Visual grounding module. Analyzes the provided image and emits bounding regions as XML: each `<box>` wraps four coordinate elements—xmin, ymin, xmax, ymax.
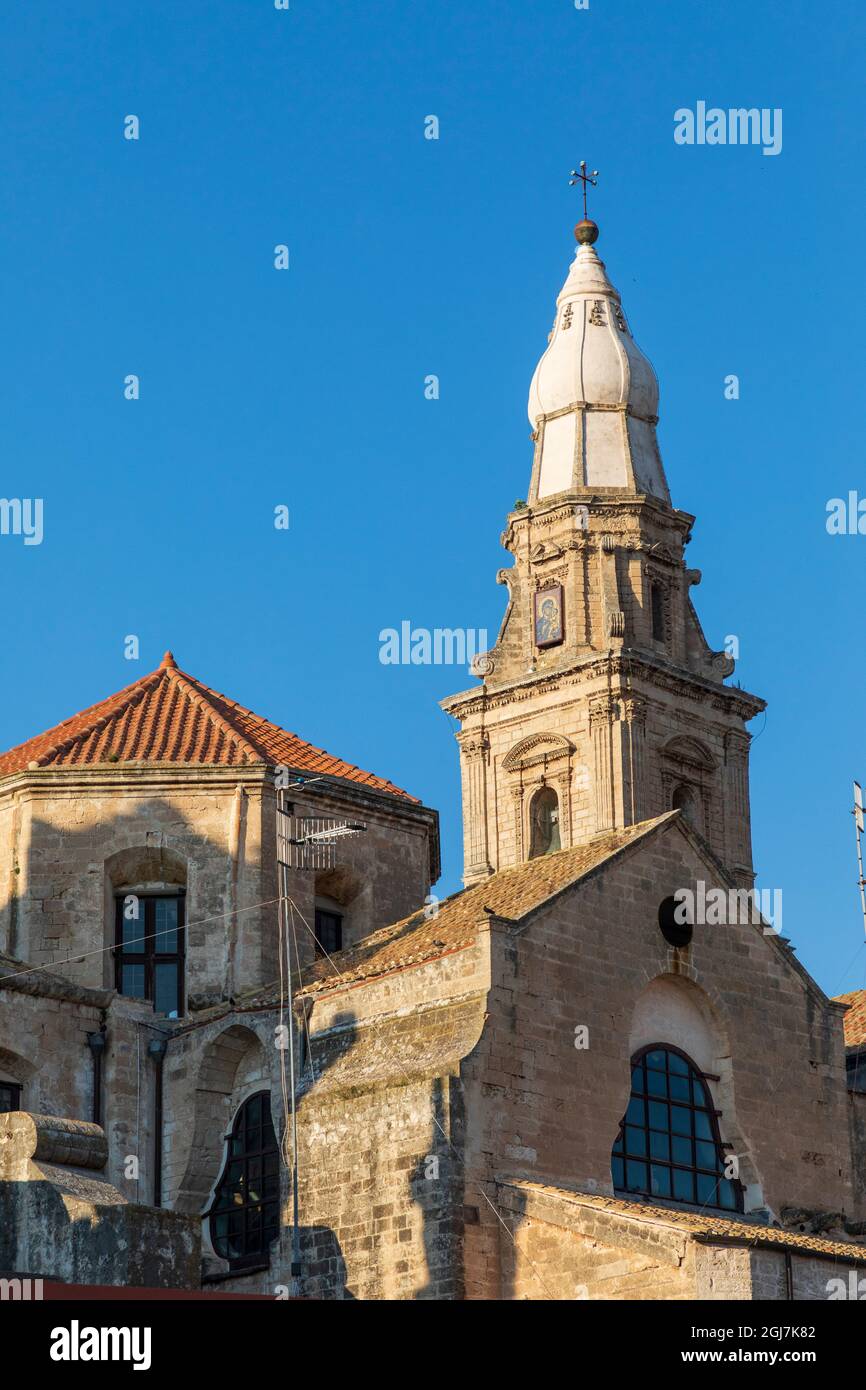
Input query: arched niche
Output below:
<box><xmin>624</xmin><ymin>973</ymin><xmax>764</xmax><ymax>1212</ymax></box>
<box><xmin>173</xmin><ymin>1023</ymin><xmax>271</xmax><ymax>1221</ymax></box>
<box><xmin>528</xmin><ymin>786</ymin><xmax>561</xmax><ymax>859</ymax></box>
<box><xmin>503</xmin><ymin>732</ymin><xmax>575</xmax><ymax>860</ymax></box>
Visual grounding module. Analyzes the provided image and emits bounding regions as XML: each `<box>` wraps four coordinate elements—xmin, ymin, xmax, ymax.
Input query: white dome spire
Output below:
<box><xmin>527</xmin><ymin>224</ymin><xmax>670</xmax><ymax>505</ymax></box>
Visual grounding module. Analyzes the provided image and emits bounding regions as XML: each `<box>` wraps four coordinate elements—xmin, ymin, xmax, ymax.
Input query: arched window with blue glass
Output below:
<box><xmin>208</xmin><ymin>1091</ymin><xmax>280</xmax><ymax>1270</ymax></box>
<box><xmin>611</xmin><ymin>1045</ymin><xmax>742</xmax><ymax>1212</ymax></box>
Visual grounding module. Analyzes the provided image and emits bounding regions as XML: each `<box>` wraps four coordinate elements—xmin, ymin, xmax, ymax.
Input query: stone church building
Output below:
<box><xmin>2</xmin><ymin>214</ymin><xmax>865</xmax><ymax>1301</ymax></box>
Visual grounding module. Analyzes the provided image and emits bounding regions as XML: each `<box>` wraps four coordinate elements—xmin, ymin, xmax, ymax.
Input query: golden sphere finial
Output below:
<box><xmin>574</xmin><ymin>218</ymin><xmax>599</xmax><ymax>245</ymax></box>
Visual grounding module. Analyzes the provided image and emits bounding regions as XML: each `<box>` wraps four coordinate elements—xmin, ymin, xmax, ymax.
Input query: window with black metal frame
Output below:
<box><xmin>208</xmin><ymin>1091</ymin><xmax>280</xmax><ymax>1271</ymax></box>
<box><xmin>114</xmin><ymin>892</ymin><xmax>185</xmax><ymax>1017</ymax></box>
<box><xmin>611</xmin><ymin>1044</ymin><xmax>743</xmax><ymax>1213</ymax></box>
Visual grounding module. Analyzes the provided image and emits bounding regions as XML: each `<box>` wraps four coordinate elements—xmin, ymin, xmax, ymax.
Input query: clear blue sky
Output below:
<box><xmin>1</xmin><ymin>1</ymin><xmax>864</xmax><ymax>997</ymax></box>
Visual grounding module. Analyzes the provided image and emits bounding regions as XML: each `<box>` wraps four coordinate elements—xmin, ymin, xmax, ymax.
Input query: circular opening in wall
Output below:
<box><xmin>658</xmin><ymin>894</ymin><xmax>693</xmax><ymax>948</ymax></box>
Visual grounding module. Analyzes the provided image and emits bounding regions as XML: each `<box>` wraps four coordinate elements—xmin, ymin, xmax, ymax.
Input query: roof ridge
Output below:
<box><xmin>188</xmin><ymin>674</ymin><xmax>413</xmax><ymax>792</ymax></box>
<box><xmin>0</xmin><ymin>656</ymin><xmax>418</xmax><ymax>798</ymax></box>
<box><xmin>167</xmin><ymin>668</ymin><xmax>264</xmax><ymax>765</ymax></box>
<box><xmin>190</xmin><ymin>678</ymin><xmax>324</xmax><ymax>753</ymax></box>
<box><xmin>26</xmin><ymin>668</ymin><xmax>165</xmax><ymax>769</ymax></box>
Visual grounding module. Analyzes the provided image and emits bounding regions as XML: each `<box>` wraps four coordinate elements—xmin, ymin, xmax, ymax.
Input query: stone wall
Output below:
<box><xmin>0</xmin><ymin>766</ymin><xmax>436</xmax><ymax>1003</ymax></box>
<box><xmin>498</xmin><ymin>1182</ymin><xmax>866</xmax><ymax>1301</ymax></box>
<box><xmin>460</xmin><ymin>819</ymin><xmax>854</xmax><ymax>1298</ymax></box>
<box><xmin>0</xmin><ymin>1112</ymin><xmax>199</xmax><ymax>1289</ymax></box>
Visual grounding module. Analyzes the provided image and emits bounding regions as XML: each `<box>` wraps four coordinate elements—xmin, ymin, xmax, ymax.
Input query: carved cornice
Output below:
<box><xmin>441</xmin><ymin>652</ymin><xmax>765</xmax><ymax>725</ymax></box>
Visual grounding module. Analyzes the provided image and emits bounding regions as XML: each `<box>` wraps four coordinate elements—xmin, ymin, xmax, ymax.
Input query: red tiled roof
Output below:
<box><xmin>835</xmin><ymin>989</ymin><xmax>866</xmax><ymax>1047</ymax></box>
<box><xmin>0</xmin><ymin>651</ymin><xmax>416</xmax><ymax>801</ymax></box>
<box><xmin>282</xmin><ymin>816</ymin><xmax>671</xmax><ymax>998</ymax></box>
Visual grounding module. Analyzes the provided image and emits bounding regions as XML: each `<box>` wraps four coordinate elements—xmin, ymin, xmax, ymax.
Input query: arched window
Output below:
<box><xmin>209</xmin><ymin>1091</ymin><xmax>280</xmax><ymax>1270</ymax></box>
<box><xmin>529</xmin><ymin>786</ymin><xmax>561</xmax><ymax>859</ymax></box>
<box><xmin>611</xmin><ymin>1046</ymin><xmax>741</xmax><ymax>1212</ymax></box>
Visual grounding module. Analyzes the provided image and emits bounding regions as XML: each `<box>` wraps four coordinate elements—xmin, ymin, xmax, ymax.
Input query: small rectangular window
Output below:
<box><xmin>0</xmin><ymin>1082</ymin><xmax>22</xmax><ymax>1113</ymax></box>
<box><xmin>314</xmin><ymin>908</ymin><xmax>343</xmax><ymax>957</ymax></box>
<box><xmin>115</xmin><ymin>894</ymin><xmax>185</xmax><ymax>1016</ymax></box>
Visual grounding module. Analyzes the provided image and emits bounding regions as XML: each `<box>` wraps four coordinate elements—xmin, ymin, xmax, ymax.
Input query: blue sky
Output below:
<box><xmin>1</xmin><ymin>1</ymin><xmax>864</xmax><ymax>996</ymax></box>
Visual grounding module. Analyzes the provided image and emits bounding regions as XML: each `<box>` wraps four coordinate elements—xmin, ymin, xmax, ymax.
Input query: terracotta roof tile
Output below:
<box><xmin>834</xmin><ymin>989</ymin><xmax>866</xmax><ymax>1047</ymax></box>
<box><xmin>0</xmin><ymin>651</ymin><xmax>416</xmax><ymax>801</ymax></box>
<box><xmin>284</xmin><ymin>816</ymin><xmax>671</xmax><ymax>999</ymax></box>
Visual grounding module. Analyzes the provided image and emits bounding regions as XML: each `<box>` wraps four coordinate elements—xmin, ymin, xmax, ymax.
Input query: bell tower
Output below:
<box><xmin>442</xmin><ymin>206</ymin><xmax>765</xmax><ymax>889</ymax></box>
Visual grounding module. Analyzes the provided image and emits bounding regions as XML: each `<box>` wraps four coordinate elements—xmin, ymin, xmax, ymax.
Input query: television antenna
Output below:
<box><xmin>274</xmin><ymin>783</ymin><xmax>366</xmax><ymax>1282</ymax></box>
<box><xmin>853</xmin><ymin>782</ymin><xmax>866</xmax><ymax>939</ymax></box>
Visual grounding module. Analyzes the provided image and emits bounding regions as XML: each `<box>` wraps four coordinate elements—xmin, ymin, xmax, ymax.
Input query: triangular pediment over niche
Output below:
<box><xmin>530</xmin><ymin>541</ymin><xmax>565</xmax><ymax>563</ymax></box>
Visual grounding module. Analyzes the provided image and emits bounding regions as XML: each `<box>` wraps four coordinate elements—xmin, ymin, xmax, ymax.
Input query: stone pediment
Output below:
<box><xmin>502</xmin><ymin>732</ymin><xmax>574</xmax><ymax>774</ymax></box>
<box><xmin>530</xmin><ymin>541</ymin><xmax>565</xmax><ymax>564</ymax></box>
<box><xmin>661</xmin><ymin>735</ymin><xmax>716</xmax><ymax>772</ymax></box>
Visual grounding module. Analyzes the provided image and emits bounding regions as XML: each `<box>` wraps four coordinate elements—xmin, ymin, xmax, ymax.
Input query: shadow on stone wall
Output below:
<box><xmin>0</xmin><ymin>1112</ymin><xmax>199</xmax><ymax>1290</ymax></box>
<box><xmin>408</xmin><ymin>1075</ymin><xmax>465</xmax><ymax>1300</ymax></box>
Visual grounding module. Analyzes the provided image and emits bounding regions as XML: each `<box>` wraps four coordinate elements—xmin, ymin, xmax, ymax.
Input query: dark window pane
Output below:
<box><xmin>646</xmin><ymin>1068</ymin><xmax>667</xmax><ymax>1097</ymax></box>
<box><xmin>671</xmin><ymin>1135</ymin><xmax>692</xmax><ymax>1165</ymax></box>
<box><xmin>649</xmin><ymin>1131</ymin><xmax>670</xmax><ymax>1161</ymax></box>
<box><xmin>650</xmin><ymin>1165</ymin><xmax>672</xmax><ymax>1198</ymax></box>
<box><xmin>154</xmin><ymin>963</ymin><xmax>179</xmax><ymax>1016</ymax></box>
<box><xmin>648</xmin><ymin>1100</ymin><xmax>668</xmax><ymax>1131</ymax></box>
<box><xmin>625</xmin><ymin>1160</ymin><xmax>647</xmax><ymax>1191</ymax></box>
<box><xmin>696</xmin><ymin>1140</ymin><xmax>718</xmax><ymax>1170</ymax></box>
<box><xmin>314</xmin><ymin>909</ymin><xmax>343</xmax><ymax>957</ymax></box>
<box><xmin>625</xmin><ymin>1096</ymin><xmax>645</xmax><ymax>1126</ymax></box>
<box><xmin>624</xmin><ymin>1125</ymin><xmax>646</xmax><ymax>1156</ymax></box>
<box><xmin>154</xmin><ymin>898</ymin><xmax>178</xmax><ymax>952</ymax></box>
<box><xmin>669</xmin><ymin>1074</ymin><xmax>690</xmax><ymax>1102</ymax></box>
<box><xmin>0</xmin><ymin>1083</ymin><xmax>21</xmax><ymax>1112</ymax></box>
<box><xmin>694</xmin><ymin>1111</ymin><xmax>713</xmax><ymax>1140</ymax></box>
<box><xmin>717</xmin><ymin>1179</ymin><xmax>737</xmax><ymax>1210</ymax></box>
<box><xmin>611</xmin><ymin>1047</ymin><xmax>740</xmax><ymax>1213</ymax></box>
<box><xmin>671</xmin><ymin>1105</ymin><xmax>692</xmax><ymax>1136</ymax></box>
<box><xmin>121</xmin><ymin>964</ymin><xmax>146</xmax><ymax>998</ymax></box>
<box><xmin>121</xmin><ymin>909</ymin><xmax>145</xmax><ymax>948</ymax></box>
<box><xmin>672</xmin><ymin>1168</ymin><xmax>694</xmax><ymax>1201</ymax></box>
<box><xmin>696</xmin><ymin>1173</ymin><xmax>719</xmax><ymax>1205</ymax></box>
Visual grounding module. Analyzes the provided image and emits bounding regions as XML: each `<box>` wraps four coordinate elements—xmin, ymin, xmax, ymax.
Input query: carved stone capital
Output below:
<box><xmin>620</xmin><ymin>694</ymin><xmax>647</xmax><ymax>730</ymax></box>
<box><xmin>589</xmin><ymin>695</ymin><xmax>620</xmax><ymax>731</ymax></box>
<box><xmin>459</xmin><ymin>733</ymin><xmax>489</xmax><ymax>758</ymax></box>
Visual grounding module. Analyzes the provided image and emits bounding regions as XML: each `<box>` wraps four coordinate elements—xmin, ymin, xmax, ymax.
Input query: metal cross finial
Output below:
<box><xmin>569</xmin><ymin>161</ymin><xmax>599</xmax><ymax>220</ymax></box>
